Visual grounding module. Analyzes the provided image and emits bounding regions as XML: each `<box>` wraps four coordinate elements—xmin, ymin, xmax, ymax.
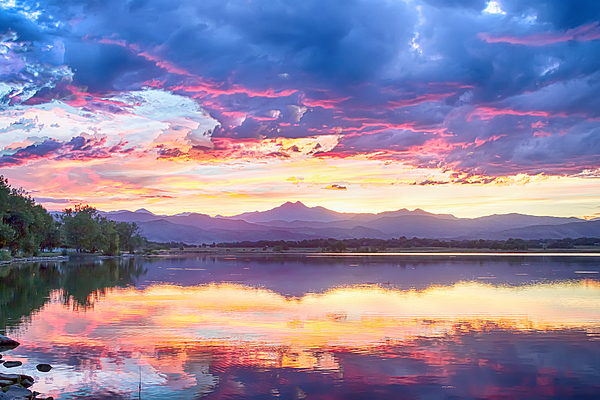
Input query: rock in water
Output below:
<box><xmin>36</xmin><ymin>364</ymin><xmax>52</xmax><ymax>372</ymax></box>
<box><xmin>0</xmin><ymin>336</ymin><xmax>19</xmax><ymax>353</ymax></box>
<box><xmin>0</xmin><ymin>337</ymin><xmax>18</xmax><ymax>347</ymax></box>
<box><xmin>1</xmin><ymin>362</ymin><xmax>21</xmax><ymax>368</ymax></box>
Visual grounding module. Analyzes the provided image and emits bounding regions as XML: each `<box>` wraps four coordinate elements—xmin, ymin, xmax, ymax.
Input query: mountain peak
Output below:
<box><xmin>280</xmin><ymin>201</ymin><xmax>308</xmax><ymax>209</ymax></box>
<box><xmin>227</xmin><ymin>201</ymin><xmax>346</xmax><ymax>223</ymax></box>
<box><xmin>134</xmin><ymin>208</ymin><xmax>154</xmax><ymax>214</ymax></box>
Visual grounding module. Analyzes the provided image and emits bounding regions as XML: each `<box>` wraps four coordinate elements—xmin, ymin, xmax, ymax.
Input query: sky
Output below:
<box><xmin>0</xmin><ymin>0</ymin><xmax>599</xmax><ymax>218</ymax></box>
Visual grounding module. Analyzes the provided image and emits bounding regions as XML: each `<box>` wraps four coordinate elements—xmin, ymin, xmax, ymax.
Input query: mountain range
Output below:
<box><xmin>97</xmin><ymin>201</ymin><xmax>600</xmax><ymax>244</ymax></box>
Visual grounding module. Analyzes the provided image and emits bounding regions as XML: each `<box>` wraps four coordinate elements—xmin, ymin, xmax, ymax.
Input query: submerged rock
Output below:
<box><xmin>35</xmin><ymin>364</ymin><xmax>51</xmax><ymax>373</ymax></box>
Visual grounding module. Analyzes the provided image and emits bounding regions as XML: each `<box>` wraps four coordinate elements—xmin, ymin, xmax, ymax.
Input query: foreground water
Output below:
<box><xmin>1</xmin><ymin>254</ymin><xmax>600</xmax><ymax>399</ymax></box>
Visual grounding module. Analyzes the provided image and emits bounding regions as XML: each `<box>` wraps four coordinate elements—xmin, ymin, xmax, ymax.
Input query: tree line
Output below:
<box><xmin>0</xmin><ymin>176</ymin><xmax>144</xmax><ymax>257</ymax></box>
<box><xmin>217</xmin><ymin>236</ymin><xmax>600</xmax><ymax>252</ymax></box>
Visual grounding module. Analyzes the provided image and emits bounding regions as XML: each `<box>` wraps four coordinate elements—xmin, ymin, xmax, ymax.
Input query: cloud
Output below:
<box><xmin>0</xmin><ymin>0</ymin><xmax>599</xmax><ymax>184</ymax></box>
<box><xmin>324</xmin><ymin>184</ymin><xmax>347</xmax><ymax>190</ymax></box>
<box><xmin>0</xmin><ymin>134</ymin><xmax>133</xmax><ymax>167</ymax></box>
<box><xmin>33</xmin><ymin>196</ymin><xmax>71</xmax><ymax>204</ymax></box>
<box><xmin>0</xmin><ymin>30</ymin><xmax>73</xmax><ymax>108</ymax></box>
<box><xmin>479</xmin><ymin>22</ymin><xmax>600</xmax><ymax>46</ymax></box>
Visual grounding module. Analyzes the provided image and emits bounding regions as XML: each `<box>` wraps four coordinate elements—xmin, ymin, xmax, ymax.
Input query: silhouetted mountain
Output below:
<box><xmin>460</xmin><ymin>220</ymin><xmax>600</xmax><ymax>241</ymax></box>
<box><xmin>227</xmin><ymin>201</ymin><xmax>357</xmax><ymax>223</ymax></box>
<box><xmin>101</xmin><ymin>202</ymin><xmax>595</xmax><ymax>244</ymax></box>
<box><xmin>348</xmin><ymin>208</ymin><xmax>458</xmax><ymax>222</ymax></box>
<box><xmin>98</xmin><ymin>210</ymin><xmax>163</xmax><ymax>223</ymax></box>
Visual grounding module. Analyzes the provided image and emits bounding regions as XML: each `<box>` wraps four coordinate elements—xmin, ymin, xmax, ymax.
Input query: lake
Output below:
<box><xmin>1</xmin><ymin>254</ymin><xmax>600</xmax><ymax>399</ymax></box>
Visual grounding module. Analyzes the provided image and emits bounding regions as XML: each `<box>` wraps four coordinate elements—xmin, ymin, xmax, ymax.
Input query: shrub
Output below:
<box><xmin>1</xmin><ymin>250</ymin><xmax>11</xmax><ymax>261</ymax></box>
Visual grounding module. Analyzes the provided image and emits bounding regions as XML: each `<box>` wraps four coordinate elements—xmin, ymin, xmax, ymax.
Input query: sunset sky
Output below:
<box><xmin>0</xmin><ymin>0</ymin><xmax>599</xmax><ymax>218</ymax></box>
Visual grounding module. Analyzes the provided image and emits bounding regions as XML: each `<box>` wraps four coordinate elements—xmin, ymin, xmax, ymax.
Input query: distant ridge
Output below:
<box><xmin>97</xmin><ymin>202</ymin><xmax>595</xmax><ymax>244</ymax></box>
<box><xmin>226</xmin><ymin>201</ymin><xmax>357</xmax><ymax>223</ymax></box>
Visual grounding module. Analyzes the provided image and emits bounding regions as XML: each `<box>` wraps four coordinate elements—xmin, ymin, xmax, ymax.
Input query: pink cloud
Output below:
<box><xmin>177</xmin><ymin>83</ymin><xmax>297</xmax><ymax>99</ymax></box>
<box><xmin>138</xmin><ymin>52</ymin><xmax>195</xmax><ymax>77</ymax></box>
<box><xmin>302</xmin><ymin>97</ymin><xmax>351</xmax><ymax>109</ymax></box>
<box><xmin>0</xmin><ymin>135</ymin><xmax>135</xmax><ymax>168</ymax></box>
<box><xmin>387</xmin><ymin>92</ymin><xmax>456</xmax><ymax>108</ymax></box>
<box><xmin>467</xmin><ymin>107</ymin><xmax>556</xmax><ymax>122</ymax></box>
<box><xmin>479</xmin><ymin>22</ymin><xmax>600</xmax><ymax>46</ymax></box>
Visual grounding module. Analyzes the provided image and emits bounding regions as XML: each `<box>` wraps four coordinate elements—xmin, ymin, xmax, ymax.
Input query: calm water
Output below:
<box><xmin>1</xmin><ymin>254</ymin><xmax>600</xmax><ymax>399</ymax></box>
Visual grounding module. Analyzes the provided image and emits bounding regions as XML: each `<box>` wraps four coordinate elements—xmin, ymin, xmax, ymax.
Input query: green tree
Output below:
<box><xmin>330</xmin><ymin>241</ymin><xmax>346</xmax><ymax>253</ymax></box>
<box><xmin>115</xmin><ymin>221</ymin><xmax>143</xmax><ymax>253</ymax></box>
<box><xmin>100</xmin><ymin>219</ymin><xmax>120</xmax><ymax>256</ymax></box>
<box><xmin>0</xmin><ymin>176</ymin><xmax>58</xmax><ymax>255</ymax></box>
<box><xmin>0</xmin><ymin>177</ymin><xmax>15</xmax><ymax>248</ymax></box>
<box><xmin>61</xmin><ymin>204</ymin><xmax>104</xmax><ymax>253</ymax></box>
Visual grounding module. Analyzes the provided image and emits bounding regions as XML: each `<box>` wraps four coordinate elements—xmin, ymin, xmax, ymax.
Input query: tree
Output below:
<box><xmin>100</xmin><ymin>219</ymin><xmax>120</xmax><ymax>256</ymax></box>
<box><xmin>330</xmin><ymin>241</ymin><xmax>346</xmax><ymax>252</ymax></box>
<box><xmin>60</xmin><ymin>205</ymin><xmax>145</xmax><ymax>255</ymax></box>
<box><xmin>61</xmin><ymin>204</ymin><xmax>103</xmax><ymax>253</ymax></box>
<box><xmin>115</xmin><ymin>221</ymin><xmax>143</xmax><ymax>253</ymax></box>
<box><xmin>0</xmin><ymin>176</ymin><xmax>58</xmax><ymax>255</ymax></box>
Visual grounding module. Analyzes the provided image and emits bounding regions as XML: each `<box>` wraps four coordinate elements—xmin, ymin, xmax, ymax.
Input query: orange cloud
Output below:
<box><xmin>324</xmin><ymin>184</ymin><xmax>347</xmax><ymax>190</ymax></box>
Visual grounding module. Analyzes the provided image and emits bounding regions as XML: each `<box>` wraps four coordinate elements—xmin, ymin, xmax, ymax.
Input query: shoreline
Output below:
<box><xmin>2</xmin><ymin>248</ymin><xmax>600</xmax><ymax>266</ymax></box>
<box><xmin>0</xmin><ymin>255</ymin><xmax>69</xmax><ymax>266</ymax></box>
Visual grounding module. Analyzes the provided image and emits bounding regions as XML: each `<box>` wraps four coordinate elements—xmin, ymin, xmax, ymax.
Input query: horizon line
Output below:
<box><xmin>38</xmin><ymin>199</ymin><xmax>593</xmax><ymax>221</ymax></box>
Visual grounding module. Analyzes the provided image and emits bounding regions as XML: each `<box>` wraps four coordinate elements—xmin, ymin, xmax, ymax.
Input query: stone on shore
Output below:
<box><xmin>0</xmin><ymin>385</ymin><xmax>33</xmax><ymax>399</ymax></box>
<box><xmin>1</xmin><ymin>362</ymin><xmax>21</xmax><ymax>369</ymax></box>
<box><xmin>0</xmin><ymin>374</ymin><xmax>34</xmax><ymax>385</ymax></box>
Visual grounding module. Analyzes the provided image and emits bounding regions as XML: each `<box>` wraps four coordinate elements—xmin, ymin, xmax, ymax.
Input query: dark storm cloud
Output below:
<box><xmin>64</xmin><ymin>41</ymin><xmax>162</xmax><ymax>92</ymax></box>
<box><xmin>335</xmin><ymin>130</ymin><xmax>431</xmax><ymax>154</ymax></box>
<box><xmin>0</xmin><ymin>138</ymin><xmax>62</xmax><ymax>167</ymax></box>
<box><xmin>500</xmin><ymin>0</ymin><xmax>600</xmax><ymax>30</ymax></box>
<box><xmin>2</xmin><ymin>0</ymin><xmax>600</xmax><ymax>176</ymax></box>
<box><xmin>0</xmin><ymin>134</ymin><xmax>133</xmax><ymax>167</ymax></box>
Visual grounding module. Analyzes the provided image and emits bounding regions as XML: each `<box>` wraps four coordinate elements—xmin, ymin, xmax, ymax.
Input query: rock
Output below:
<box><xmin>0</xmin><ymin>337</ymin><xmax>18</xmax><ymax>349</ymax></box>
<box><xmin>19</xmin><ymin>380</ymin><xmax>32</xmax><ymax>389</ymax></box>
<box><xmin>0</xmin><ymin>381</ymin><xmax>11</xmax><ymax>387</ymax></box>
<box><xmin>1</xmin><ymin>362</ymin><xmax>21</xmax><ymax>369</ymax></box>
<box><xmin>35</xmin><ymin>364</ymin><xmax>51</xmax><ymax>373</ymax></box>
<box><xmin>0</xmin><ymin>374</ymin><xmax>33</xmax><ymax>384</ymax></box>
<box><xmin>0</xmin><ymin>385</ymin><xmax>33</xmax><ymax>399</ymax></box>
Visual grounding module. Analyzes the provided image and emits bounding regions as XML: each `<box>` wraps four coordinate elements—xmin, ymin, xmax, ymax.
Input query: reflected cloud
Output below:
<box><xmin>4</xmin><ymin>259</ymin><xmax>600</xmax><ymax>399</ymax></box>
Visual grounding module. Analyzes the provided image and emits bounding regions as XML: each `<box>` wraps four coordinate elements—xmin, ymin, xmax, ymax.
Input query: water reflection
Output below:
<box><xmin>1</xmin><ymin>255</ymin><xmax>599</xmax><ymax>399</ymax></box>
<box><xmin>0</xmin><ymin>259</ymin><xmax>146</xmax><ymax>330</ymax></box>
